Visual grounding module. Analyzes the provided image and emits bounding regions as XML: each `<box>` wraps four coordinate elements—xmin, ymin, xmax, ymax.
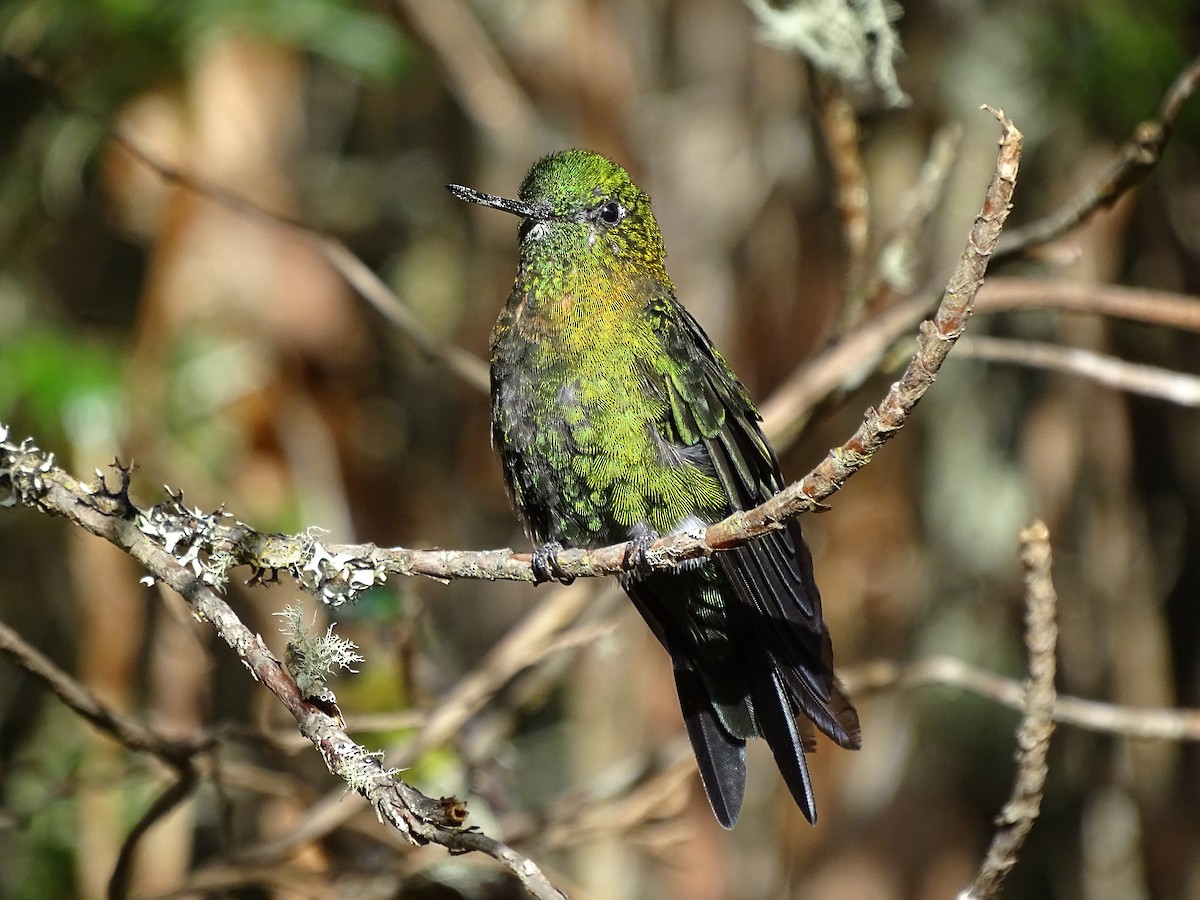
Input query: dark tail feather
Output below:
<box><xmin>751</xmin><ymin>668</ymin><xmax>817</xmax><ymax>823</ymax></box>
<box><xmin>673</xmin><ymin>665</ymin><xmax>747</xmax><ymax>828</ymax></box>
<box><xmin>778</xmin><ymin>665</ymin><xmax>863</xmax><ymax>751</ymax></box>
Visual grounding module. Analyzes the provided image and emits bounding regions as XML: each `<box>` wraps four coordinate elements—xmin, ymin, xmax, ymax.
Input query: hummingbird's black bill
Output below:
<box><xmin>446</xmin><ymin>183</ymin><xmax>545</xmax><ymax>220</ymax></box>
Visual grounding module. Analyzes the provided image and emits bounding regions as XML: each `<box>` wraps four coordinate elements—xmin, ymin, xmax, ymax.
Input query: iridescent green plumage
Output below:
<box><xmin>450</xmin><ymin>150</ymin><xmax>860</xmax><ymax>827</ymax></box>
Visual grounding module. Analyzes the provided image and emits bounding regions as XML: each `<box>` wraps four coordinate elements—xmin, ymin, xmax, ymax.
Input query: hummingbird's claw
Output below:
<box><xmin>622</xmin><ymin>530</ymin><xmax>660</xmax><ymax>575</ymax></box>
<box><xmin>531</xmin><ymin>541</ymin><xmax>575</xmax><ymax>585</ymax></box>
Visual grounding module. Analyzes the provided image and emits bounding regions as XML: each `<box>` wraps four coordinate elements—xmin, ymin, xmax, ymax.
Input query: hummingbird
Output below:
<box><xmin>448</xmin><ymin>150</ymin><xmax>859</xmax><ymax>828</ymax></box>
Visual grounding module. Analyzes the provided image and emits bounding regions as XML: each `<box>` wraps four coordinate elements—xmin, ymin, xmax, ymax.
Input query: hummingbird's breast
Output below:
<box><xmin>490</xmin><ymin>274</ymin><xmax>727</xmax><ymax>549</ymax></box>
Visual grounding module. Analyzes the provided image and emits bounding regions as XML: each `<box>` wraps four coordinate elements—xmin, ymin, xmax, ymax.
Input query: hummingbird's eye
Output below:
<box><xmin>597</xmin><ymin>201</ymin><xmax>624</xmax><ymax>226</ymax></box>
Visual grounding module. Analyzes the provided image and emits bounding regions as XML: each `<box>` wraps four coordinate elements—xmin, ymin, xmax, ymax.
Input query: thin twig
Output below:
<box><xmin>842</xmin><ymin>656</ymin><xmax>1200</xmax><ymax>741</ymax></box>
<box><xmin>760</xmin><ymin>277</ymin><xmax>1200</xmax><ymax>454</ymax></box>
<box><xmin>956</xmin><ymin>335</ymin><xmax>1200</xmax><ymax>407</ymax></box>
<box><xmin>109</xmin><ymin>771</ymin><xmax>199</xmax><ymax>900</ymax></box>
<box><xmin>994</xmin><ymin>54</ymin><xmax>1200</xmax><ymax>261</ymax></box>
<box><xmin>978</xmin><ymin>277</ymin><xmax>1200</xmax><ymax>333</ymax></box>
<box><xmin>390</xmin><ymin>0</ymin><xmax>542</xmax><ymax>154</ymax></box>
<box><xmin>761</xmin><ymin>291</ymin><xmax>929</xmax><ymax>451</ymax></box>
<box><xmin>960</xmin><ymin>521</ymin><xmax>1058</xmax><ymax>900</ymax></box>
<box><xmin>113</xmin><ymin>131</ymin><xmax>491</xmax><ymax>392</ymax></box>
<box><xmin>311</xmin><ymin>236</ymin><xmax>490</xmax><ymax>391</ymax></box>
<box><xmin>0</xmin><ymin>623</ymin><xmax>213</xmax><ymax>899</ymax></box>
<box><xmin>869</xmin><ymin>122</ymin><xmax>964</xmax><ymax>300</ymax></box>
<box><xmin>0</xmin><ymin>619</ymin><xmax>211</xmax><ymax>767</ymax></box>
<box><xmin>532</xmin><ymin>751</ymin><xmax>697</xmax><ymax>851</ymax></box>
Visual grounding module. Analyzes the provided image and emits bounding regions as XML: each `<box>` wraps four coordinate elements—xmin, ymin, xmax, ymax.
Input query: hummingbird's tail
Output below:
<box><xmin>673</xmin><ymin>663</ymin><xmax>747</xmax><ymax>828</ymax></box>
<box><xmin>674</xmin><ymin>652</ymin><xmax>828</xmax><ymax>827</ymax></box>
<box><xmin>750</xmin><ymin>667</ymin><xmax>819</xmax><ymax>822</ymax></box>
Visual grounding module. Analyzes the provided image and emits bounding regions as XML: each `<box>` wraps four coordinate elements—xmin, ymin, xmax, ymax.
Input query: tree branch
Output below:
<box><xmin>0</xmin><ymin>618</ymin><xmax>210</xmax><ymax>769</ymax></box>
<box><xmin>760</xmin><ymin>276</ymin><xmax>1200</xmax><ymax>453</ymax></box>
<box><xmin>994</xmin><ymin>54</ymin><xmax>1200</xmax><ymax>261</ymax></box>
<box><xmin>960</xmin><ymin>521</ymin><xmax>1058</xmax><ymax>899</ymax></box>
<box><xmin>0</xmin><ymin>434</ymin><xmax>564</xmax><ymax>900</ymax></box>
<box><xmin>109</xmin><ymin>771</ymin><xmax>200</xmax><ymax>900</ymax></box>
<box><xmin>869</xmin><ymin>122</ymin><xmax>963</xmax><ymax>299</ymax></box>
<box><xmin>814</xmin><ymin>73</ymin><xmax>873</xmax><ymax>333</ymax></box>
<box><xmin>955</xmin><ymin>335</ymin><xmax>1200</xmax><ymax>407</ymax></box>
<box><xmin>842</xmin><ymin>655</ymin><xmax>1200</xmax><ymax>742</ymax></box>
<box><xmin>236</xmin><ymin>582</ymin><xmax>602</xmax><ymax>866</ymax></box>
<box><xmin>0</xmin><ymin>107</ymin><xmax>1020</xmax><ymax>603</ymax></box>
<box><xmin>0</xmin><ymin>107</ymin><xmax>1018</xmax><ymax>898</ymax></box>
<box><xmin>977</xmin><ymin>277</ymin><xmax>1200</xmax><ymax>333</ymax></box>
<box><xmin>391</xmin><ymin>0</ymin><xmax>543</xmax><ymax>155</ymax></box>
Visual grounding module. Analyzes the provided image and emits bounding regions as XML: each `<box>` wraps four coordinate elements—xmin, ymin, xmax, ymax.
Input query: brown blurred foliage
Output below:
<box><xmin>2</xmin><ymin>1</ymin><xmax>1200</xmax><ymax>898</ymax></box>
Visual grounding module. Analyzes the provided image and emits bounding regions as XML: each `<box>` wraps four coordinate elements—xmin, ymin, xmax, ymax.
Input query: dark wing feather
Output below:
<box><xmin>712</xmin><ymin>415</ymin><xmax>860</xmax><ymax>748</ymax></box>
<box><xmin>630</xmin><ymin>288</ymin><xmax>859</xmax><ymax>826</ymax></box>
<box><xmin>661</xmin><ymin>300</ymin><xmax>862</xmax><ymax>750</ymax></box>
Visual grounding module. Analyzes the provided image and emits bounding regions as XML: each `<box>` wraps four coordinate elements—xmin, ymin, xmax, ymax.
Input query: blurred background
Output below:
<box><xmin>2</xmin><ymin>1</ymin><xmax>1200</xmax><ymax>897</ymax></box>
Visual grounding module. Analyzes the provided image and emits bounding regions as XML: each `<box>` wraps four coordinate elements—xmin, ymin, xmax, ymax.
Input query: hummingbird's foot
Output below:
<box><xmin>531</xmin><ymin>541</ymin><xmax>575</xmax><ymax>585</ymax></box>
<box><xmin>622</xmin><ymin>529</ymin><xmax>660</xmax><ymax>575</ymax></box>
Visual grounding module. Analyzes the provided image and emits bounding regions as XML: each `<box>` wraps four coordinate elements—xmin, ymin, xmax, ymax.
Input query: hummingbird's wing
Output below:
<box><xmin>642</xmin><ymin>295</ymin><xmax>860</xmax><ymax>823</ymax></box>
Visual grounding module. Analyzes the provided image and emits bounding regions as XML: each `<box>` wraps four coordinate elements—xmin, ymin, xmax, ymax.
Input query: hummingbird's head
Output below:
<box><xmin>448</xmin><ymin>150</ymin><xmax>667</xmax><ymax>275</ymax></box>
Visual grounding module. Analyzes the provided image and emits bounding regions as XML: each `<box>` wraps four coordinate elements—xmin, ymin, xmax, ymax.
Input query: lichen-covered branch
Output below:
<box><xmin>745</xmin><ymin>0</ymin><xmax>908</xmax><ymax>108</ymax></box>
<box><xmin>0</xmin><ymin>431</ymin><xmax>565</xmax><ymax>900</ymax></box>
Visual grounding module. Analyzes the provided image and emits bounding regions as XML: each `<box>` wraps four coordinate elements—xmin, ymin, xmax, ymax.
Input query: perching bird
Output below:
<box><xmin>448</xmin><ymin>150</ymin><xmax>859</xmax><ymax>827</ymax></box>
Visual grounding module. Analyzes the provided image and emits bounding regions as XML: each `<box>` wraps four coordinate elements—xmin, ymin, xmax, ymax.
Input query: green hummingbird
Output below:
<box><xmin>449</xmin><ymin>149</ymin><xmax>860</xmax><ymax>827</ymax></box>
